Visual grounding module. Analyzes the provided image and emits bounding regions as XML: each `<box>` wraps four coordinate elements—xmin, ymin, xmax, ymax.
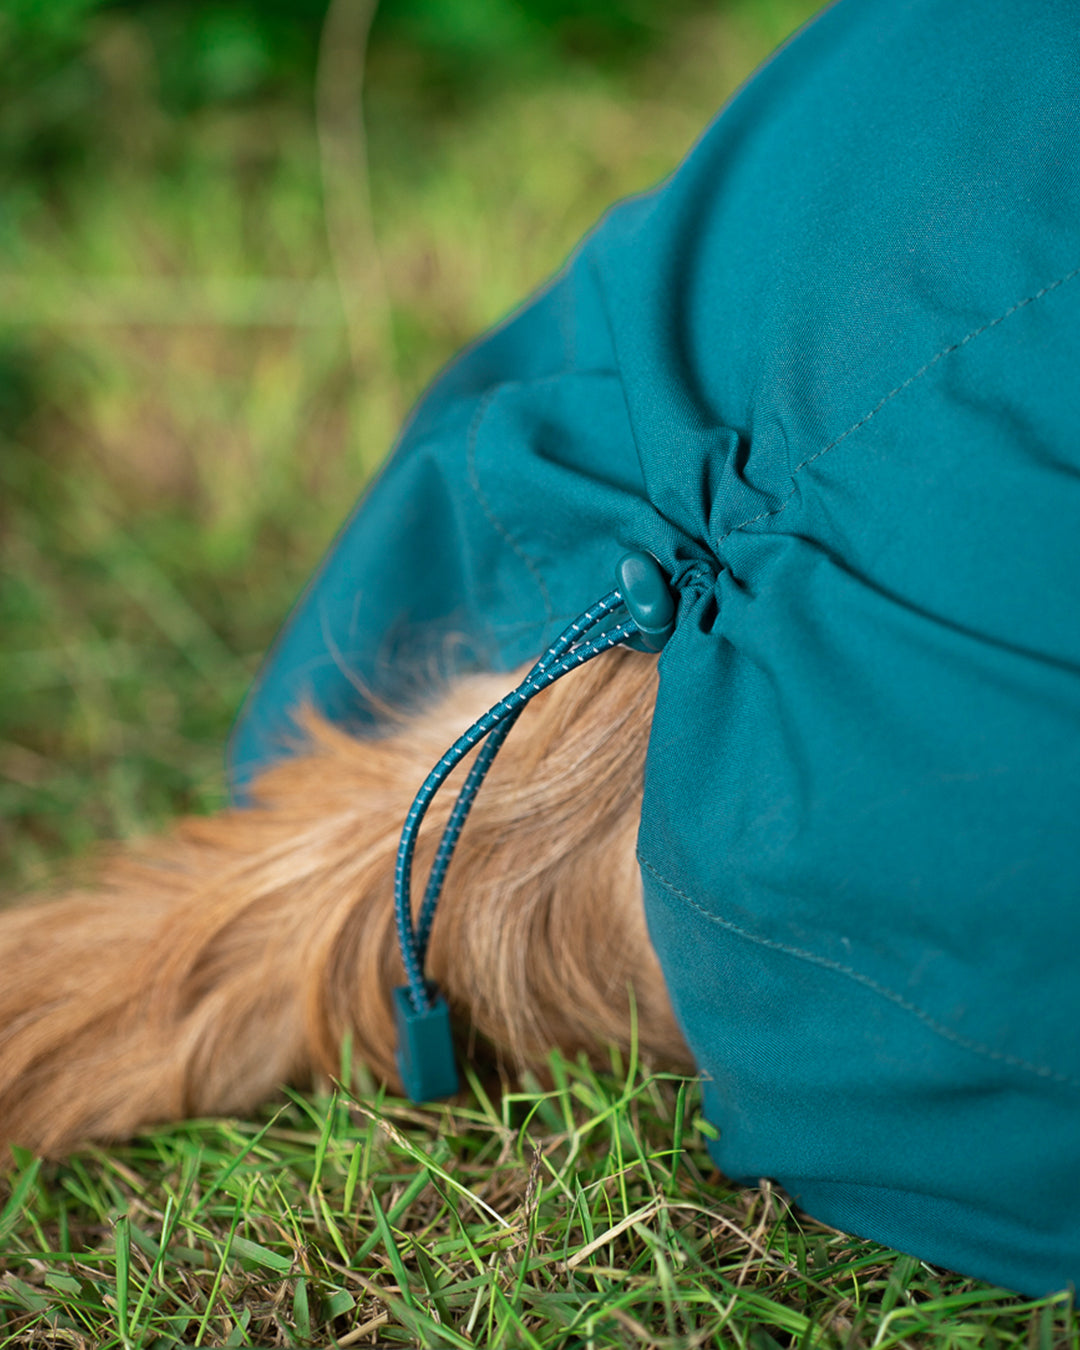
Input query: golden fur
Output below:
<box><xmin>0</xmin><ymin>646</ymin><xmax>691</xmax><ymax>1157</ymax></box>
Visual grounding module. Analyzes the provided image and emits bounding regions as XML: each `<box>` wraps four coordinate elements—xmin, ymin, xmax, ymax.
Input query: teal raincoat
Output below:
<box><xmin>230</xmin><ymin>0</ymin><xmax>1080</xmax><ymax>1296</ymax></box>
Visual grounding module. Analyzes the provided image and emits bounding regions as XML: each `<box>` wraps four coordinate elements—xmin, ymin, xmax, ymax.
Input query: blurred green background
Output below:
<box><xmin>0</xmin><ymin>0</ymin><xmax>821</xmax><ymax>887</ymax></box>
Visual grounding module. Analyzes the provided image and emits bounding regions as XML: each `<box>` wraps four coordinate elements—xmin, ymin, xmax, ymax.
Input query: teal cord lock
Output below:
<box><xmin>392</xmin><ymin>551</ymin><xmax>674</xmax><ymax>1102</ymax></box>
<box><xmin>615</xmin><ymin>551</ymin><xmax>677</xmax><ymax>652</ymax></box>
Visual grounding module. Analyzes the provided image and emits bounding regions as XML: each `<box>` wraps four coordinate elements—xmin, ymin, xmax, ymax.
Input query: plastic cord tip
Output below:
<box><xmin>393</xmin><ymin>984</ymin><xmax>460</xmax><ymax>1102</ymax></box>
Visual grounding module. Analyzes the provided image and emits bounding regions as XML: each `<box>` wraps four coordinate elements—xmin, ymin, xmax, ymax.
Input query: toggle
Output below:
<box><xmin>615</xmin><ymin>551</ymin><xmax>676</xmax><ymax>652</ymax></box>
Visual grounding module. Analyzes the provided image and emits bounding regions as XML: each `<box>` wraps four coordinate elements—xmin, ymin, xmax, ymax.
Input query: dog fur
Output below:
<box><xmin>0</xmin><ymin>644</ymin><xmax>692</xmax><ymax>1157</ymax></box>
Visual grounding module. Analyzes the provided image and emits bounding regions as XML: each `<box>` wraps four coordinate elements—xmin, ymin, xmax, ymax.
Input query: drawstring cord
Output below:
<box><xmin>392</xmin><ymin>551</ymin><xmax>675</xmax><ymax>1101</ymax></box>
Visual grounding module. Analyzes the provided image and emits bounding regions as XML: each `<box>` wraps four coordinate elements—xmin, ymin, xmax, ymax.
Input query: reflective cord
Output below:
<box><xmin>390</xmin><ymin>552</ymin><xmax>675</xmax><ymax>1101</ymax></box>
<box><xmin>395</xmin><ymin>590</ymin><xmax>634</xmax><ymax>1014</ymax></box>
<box><xmin>414</xmin><ymin>709</ymin><xmax>519</xmax><ymax>962</ymax></box>
<box><xmin>410</xmin><ymin>589</ymin><xmax>632</xmax><ymax>971</ymax></box>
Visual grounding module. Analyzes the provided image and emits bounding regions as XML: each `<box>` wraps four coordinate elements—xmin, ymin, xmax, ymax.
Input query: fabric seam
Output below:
<box><xmin>718</xmin><ymin>263</ymin><xmax>1080</xmax><ymax>542</ymax></box>
<box><xmin>638</xmin><ymin>853</ymin><xmax>1080</xmax><ymax>1091</ymax></box>
<box><xmin>466</xmin><ymin>385</ymin><xmax>554</xmax><ymax>622</ymax></box>
<box><xmin>488</xmin><ymin>609</ymin><xmax>583</xmax><ymax>635</ymax></box>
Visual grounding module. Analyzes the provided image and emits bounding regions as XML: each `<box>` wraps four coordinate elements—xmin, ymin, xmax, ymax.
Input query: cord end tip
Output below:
<box><xmin>393</xmin><ymin>984</ymin><xmax>460</xmax><ymax>1102</ymax></box>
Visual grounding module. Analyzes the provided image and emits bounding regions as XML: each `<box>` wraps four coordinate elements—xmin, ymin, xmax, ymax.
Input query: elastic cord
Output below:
<box><xmin>410</xmin><ymin>590</ymin><xmax>630</xmax><ymax>967</ymax></box>
<box><xmin>395</xmin><ymin>594</ymin><xmax>636</xmax><ymax>1014</ymax></box>
<box><xmin>390</xmin><ymin>553</ymin><xmax>675</xmax><ymax>1100</ymax></box>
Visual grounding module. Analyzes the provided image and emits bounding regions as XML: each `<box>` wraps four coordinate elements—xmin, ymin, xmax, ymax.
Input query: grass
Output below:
<box><xmin>3</xmin><ymin>1055</ymin><xmax>1074</xmax><ymax>1348</ymax></box>
<box><xmin>0</xmin><ymin>0</ymin><xmax>1076</xmax><ymax>1343</ymax></box>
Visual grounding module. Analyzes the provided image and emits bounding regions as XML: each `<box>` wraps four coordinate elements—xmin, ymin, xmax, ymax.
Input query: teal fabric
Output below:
<box><xmin>229</xmin><ymin>0</ymin><xmax>1080</xmax><ymax>1296</ymax></box>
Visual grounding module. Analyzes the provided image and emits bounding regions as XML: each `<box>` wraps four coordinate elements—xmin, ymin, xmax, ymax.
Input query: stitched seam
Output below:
<box><xmin>638</xmin><ymin>854</ymin><xmax>1080</xmax><ymax>1091</ymax></box>
<box><xmin>718</xmin><ymin>263</ymin><xmax>1080</xmax><ymax>542</ymax></box>
<box><xmin>466</xmin><ymin>385</ymin><xmax>554</xmax><ymax>622</ymax></box>
<box><xmin>488</xmin><ymin>609</ymin><xmax>583</xmax><ymax>634</ymax></box>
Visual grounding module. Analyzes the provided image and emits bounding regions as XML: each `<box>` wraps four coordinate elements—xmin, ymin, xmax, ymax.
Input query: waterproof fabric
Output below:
<box><xmin>229</xmin><ymin>0</ymin><xmax>1080</xmax><ymax>1297</ymax></box>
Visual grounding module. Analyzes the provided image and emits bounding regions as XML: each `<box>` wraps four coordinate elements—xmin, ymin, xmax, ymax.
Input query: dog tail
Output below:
<box><xmin>0</xmin><ymin>647</ymin><xmax>688</xmax><ymax>1157</ymax></box>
